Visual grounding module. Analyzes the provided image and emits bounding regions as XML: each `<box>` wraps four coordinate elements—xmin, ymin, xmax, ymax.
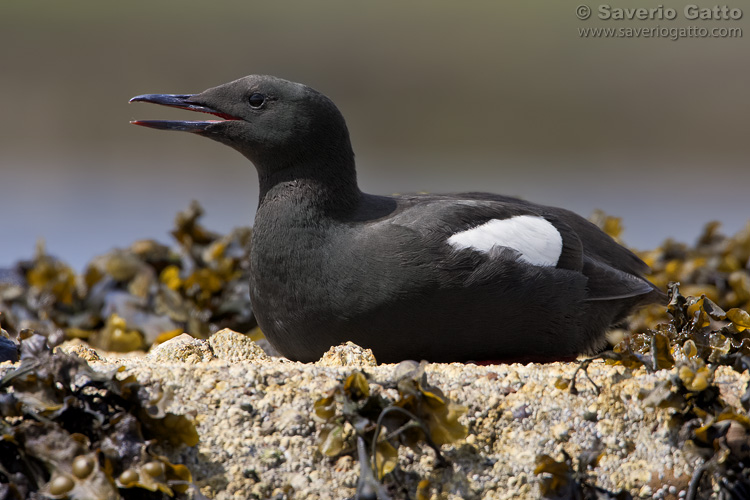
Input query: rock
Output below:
<box><xmin>208</xmin><ymin>328</ymin><xmax>268</xmax><ymax>363</ymax></box>
<box><xmin>2</xmin><ymin>355</ymin><xmax>741</xmax><ymax>499</ymax></box>
<box><xmin>315</xmin><ymin>341</ymin><xmax>378</xmax><ymax>367</ymax></box>
<box><xmin>55</xmin><ymin>340</ymin><xmax>102</xmax><ymax>362</ymax></box>
<box><xmin>146</xmin><ymin>333</ymin><xmax>214</xmax><ymax>363</ymax></box>
<box><xmin>551</xmin><ymin>422</ymin><xmax>571</xmax><ymax>442</ymax></box>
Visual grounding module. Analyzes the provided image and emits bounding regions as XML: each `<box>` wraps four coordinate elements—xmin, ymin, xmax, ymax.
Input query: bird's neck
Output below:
<box><xmin>256</xmin><ymin>158</ymin><xmax>361</xmax><ymax>219</ymax></box>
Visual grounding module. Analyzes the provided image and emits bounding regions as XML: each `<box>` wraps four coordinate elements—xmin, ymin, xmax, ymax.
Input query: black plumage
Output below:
<box><xmin>131</xmin><ymin>75</ymin><xmax>664</xmax><ymax>363</ymax></box>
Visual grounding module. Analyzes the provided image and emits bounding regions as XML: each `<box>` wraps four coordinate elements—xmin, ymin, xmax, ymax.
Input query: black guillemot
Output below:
<box><xmin>130</xmin><ymin>75</ymin><xmax>664</xmax><ymax>363</ymax></box>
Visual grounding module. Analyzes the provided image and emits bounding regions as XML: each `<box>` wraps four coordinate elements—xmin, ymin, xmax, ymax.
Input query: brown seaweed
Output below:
<box><xmin>0</xmin><ymin>334</ymin><xmax>198</xmax><ymax>498</ymax></box>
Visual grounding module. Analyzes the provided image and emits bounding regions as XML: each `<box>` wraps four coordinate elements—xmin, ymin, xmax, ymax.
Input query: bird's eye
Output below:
<box><xmin>248</xmin><ymin>93</ymin><xmax>266</xmax><ymax>109</ymax></box>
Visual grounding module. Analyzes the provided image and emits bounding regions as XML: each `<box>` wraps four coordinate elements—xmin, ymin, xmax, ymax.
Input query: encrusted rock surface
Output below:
<box><xmin>48</xmin><ymin>332</ymin><xmax>748</xmax><ymax>499</ymax></box>
<box><xmin>147</xmin><ymin>333</ymin><xmax>216</xmax><ymax>364</ymax></box>
<box><xmin>315</xmin><ymin>341</ymin><xmax>378</xmax><ymax>367</ymax></box>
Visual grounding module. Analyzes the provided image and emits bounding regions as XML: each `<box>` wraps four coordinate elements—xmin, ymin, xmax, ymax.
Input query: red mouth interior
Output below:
<box><xmin>207</xmin><ymin>111</ymin><xmax>242</xmax><ymax>121</ymax></box>
<box><xmin>174</xmin><ymin>104</ymin><xmax>241</xmax><ymax>121</ymax></box>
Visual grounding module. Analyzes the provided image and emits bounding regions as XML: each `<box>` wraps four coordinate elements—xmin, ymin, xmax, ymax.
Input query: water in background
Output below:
<box><xmin>2</xmin><ymin>1</ymin><xmax>748</xmax><ymax>270</ymax></box>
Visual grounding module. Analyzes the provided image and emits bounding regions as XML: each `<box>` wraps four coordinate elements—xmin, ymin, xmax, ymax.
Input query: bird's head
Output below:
<box><xmin>130</xmin><ymin>75</ymin><xmax>354</xmax><ymax>174</ymax></box>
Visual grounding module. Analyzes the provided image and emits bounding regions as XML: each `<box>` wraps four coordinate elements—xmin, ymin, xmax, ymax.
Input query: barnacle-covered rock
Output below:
<box><xmin>316</xmin><ymin>341</ymin><xmax>378</xmax><ymax>367</ymax></box>
<box><xmin>207</xmin><ymin>328</ymin><xmax>268</xmax><ymax>363</ymax></box>
<box><xmin>147</xmin><ymin>333</ymin><xmax>214</xmax><ymax>364</ymax></box>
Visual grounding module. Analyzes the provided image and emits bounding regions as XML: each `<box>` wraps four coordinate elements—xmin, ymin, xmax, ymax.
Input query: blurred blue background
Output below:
<box><xmin>2</xmin><ymin>1</ymin><xmax>748</xmax><ymax>270</ymax></box>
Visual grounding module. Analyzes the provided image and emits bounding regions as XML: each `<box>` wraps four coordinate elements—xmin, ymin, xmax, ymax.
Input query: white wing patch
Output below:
<box><xmin>447</xmin><ymin>215</ymin><xmax>563</xmax><ymax>266</ymax></box>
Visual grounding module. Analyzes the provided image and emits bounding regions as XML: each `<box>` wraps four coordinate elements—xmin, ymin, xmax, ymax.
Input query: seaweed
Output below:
<box><xmin>594</xmin><ymin>215</ymin><xmax>750</xmax><ymax>335</ymax></box>
<box><xmin>0</xmin><ymin>333</ymin><xmax>199</xmax><ymax>498</ymax></box>
<box><xmin>563</xmin><ymin>281</ymin><xmax>750</xmax><ymax>499</ymax></box>
<box><xmin>535</xmin><ymin>441</ymin><xmax>631</xmax><ymax>499</ymax></box>
<box><xmin>0</xmin><ymin>201</ymin><xmax>256</xmax><ymax>353</ymax></box>
<box><xmin>314</xmin><ymin>361</ymin><xmax>467</xmax><ymax>499</ymax></box>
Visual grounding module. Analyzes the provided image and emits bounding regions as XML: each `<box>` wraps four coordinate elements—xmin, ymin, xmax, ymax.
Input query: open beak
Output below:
<box><xmin>129</xmin><ymin>94</ymin><xmax>241</xmax><ymax>132</ymax></box>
